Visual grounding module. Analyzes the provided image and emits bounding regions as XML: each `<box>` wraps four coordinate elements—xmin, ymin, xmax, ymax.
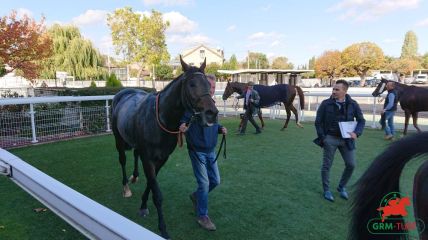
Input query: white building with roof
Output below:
<box><xmin>181</xmin><ymin>44</ymin><xmax>224</xmax><ymax>67</ymax></box>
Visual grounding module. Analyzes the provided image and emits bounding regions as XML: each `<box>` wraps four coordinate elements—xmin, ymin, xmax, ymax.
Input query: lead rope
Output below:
<box><xmin>155</xmin><ymin>94</ymin><xmax>183</xmax><ymax>147</ymax></box>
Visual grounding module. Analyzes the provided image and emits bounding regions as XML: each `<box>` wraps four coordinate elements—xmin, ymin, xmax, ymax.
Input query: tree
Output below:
<box><xmin>247</xmin><ymin>52</ymin><xmax>269</xmax><ymax>69</ymax></box>
<box><xmin>39</xmin><ymin>24</ymin><xmax>106</xmax><ymax>81</ymax></box>
<box><xmin>308</xmin><ymin>56</ymin><xmax>316</xmax><ymax>70</ymax></box>
<box><xmin>387</xmin><ymin>57</ymin><xmax>421</xmax><ymax>76</ymax></box>
<box><xmin>342</xmin><ymin>42</ymin><xmax>384</xmax><ymax>86</ymax></box>
<box><xmin>314</xmin><ymin>50</ymin><xmax>342</xmax><ymax>86</ymax></box>
<box><xmin>205</xmin><ymin>62</ymin><xmax>221</xmax><ymax>78</ymax></box>
<box><xmin>105</xmin><ymin>73</ymin><xmax>122</xmax><ymax>87</ymax></box>
<box><xmin>228</xmin><ymin>54</ymin><xmax>239</xmax><ymax>70</ymax></box>
<box><xmin>421</xmin><ymin>53</ymin><xmax>428</xmax><ymax>69</ymax></box>
<box><xmin>401</xmin><ymin>31</ymin><xmax>418</xmax><ymax>59</ymax></box>
<box><xmin>155</xmin><ymin>64</ymin><xmax>173</xmax><ymax>80</ymax></box>
<box><xmin>107</xmin><ymin>7</ymin><xmax>170</xmax><ymax>88</ymax></box>
<box><xmin>0</xmin><ymin>11</ymin><xmax>52</xmax><ymax>83</ymax></box>
<box><xmin>271</xmin><ymin>56</ymin><xmax>294</xmax><ymax>69</ymax></box>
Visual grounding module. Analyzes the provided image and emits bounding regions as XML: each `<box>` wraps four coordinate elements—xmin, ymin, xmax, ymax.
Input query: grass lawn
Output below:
<box><xmin>0</xmin><ymin>117</ymin><xmax>419</xmax><ymax>240</ymax></box>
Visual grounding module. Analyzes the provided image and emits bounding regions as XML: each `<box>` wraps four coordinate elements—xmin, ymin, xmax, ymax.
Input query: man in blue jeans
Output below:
<box><xmin>382</xmin><ymin>82</ymin><xmax>397</xmax><ymax>140</ymax></box>
<box><xmin>314</xmin><ymin>80</ymin><xmax>365</xmax><ymax>202</ymax></box>
<box><xmin>179</xmin><ymin>74</ymin><xmax>227</xmax><ymax>231</ymax></box>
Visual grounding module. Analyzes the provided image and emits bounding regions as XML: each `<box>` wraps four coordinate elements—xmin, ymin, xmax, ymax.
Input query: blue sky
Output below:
<box><xmin>2</xmin><ymin>0</ymin><xmax>428</xmax><ymax>66</ymax></box>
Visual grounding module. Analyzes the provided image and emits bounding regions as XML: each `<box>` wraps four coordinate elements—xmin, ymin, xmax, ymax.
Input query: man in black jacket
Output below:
<box><xmin>314</xmin><ymin>80</ymin><xmax>366</xmax><ymax>202</ymax></box>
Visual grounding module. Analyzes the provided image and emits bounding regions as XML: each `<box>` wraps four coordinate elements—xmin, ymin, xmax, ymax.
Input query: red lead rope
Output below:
<box><xmin>155</xmin><ymin>94</ymin><xmax>183</xmax><ymax>147</ymax></box>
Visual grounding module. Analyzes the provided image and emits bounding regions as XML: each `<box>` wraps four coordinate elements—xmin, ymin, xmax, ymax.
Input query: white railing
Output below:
<box><xmin>0</xmin><ymin>149</ymin><xmax>164</xmax><ymax>240</ymax></box>
<box><xmin>1</xmin><ymin>92</ymin><xmax>427</xmax><ymax>149</ymax></box>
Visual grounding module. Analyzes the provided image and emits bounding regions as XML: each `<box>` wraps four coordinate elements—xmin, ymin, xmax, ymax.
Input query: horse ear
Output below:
<box><xmin>180</xmin><ymin>55</ymin><xmax>189</xmax><ymax>72</ymax></box>
<box><xmin>200</xmin><ymin>58</ymin><xmax>206</xmax><ymax>72</ymax></box>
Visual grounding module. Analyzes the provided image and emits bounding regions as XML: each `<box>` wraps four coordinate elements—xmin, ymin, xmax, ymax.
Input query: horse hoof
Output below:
<box><xmin>297</xmin><ymin>123</ymin><xmax>304</xmax><ymax>128</ymax></box>
<box><xmin>123</xmin><ymin>185</ymin><xmax>132</xmax><ymax>198</ymax></box>
<box><xmin>129</xmin><ymin>175</ymin><xmax>139</xmax><ymax>184</ymax></box>
<box><xmin>139</xmin><ymin>208</ymin><xmax>149</xmax><ymax>217</ymax></box>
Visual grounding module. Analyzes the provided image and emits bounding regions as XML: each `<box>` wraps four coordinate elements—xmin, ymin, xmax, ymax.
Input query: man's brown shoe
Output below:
<box><xmin>197</xmin><ymin>216</ymin><xmax>216</xmax><ymax>231</ymax></box>
<box><xmin>189</xmin><ymin>193</ymin><xmax>197</xmax><ymax>213</ymax></box>
<box><xmin>384</xmin><ymin>135</ymin><xmax>394</xmax><ymax>140</ymax></box>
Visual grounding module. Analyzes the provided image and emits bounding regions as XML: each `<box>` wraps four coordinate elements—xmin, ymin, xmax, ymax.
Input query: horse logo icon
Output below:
<box><xmin>376</xmin><ymin>193</ymin><xmax>411</xmax><ymax>222</ymax></box>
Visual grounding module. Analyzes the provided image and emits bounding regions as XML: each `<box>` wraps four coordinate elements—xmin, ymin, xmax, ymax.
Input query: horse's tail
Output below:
<box><xmin>350</xmin><ymin>132</ymin><xmax>428</xmax><ymax>240</ymax></box>
<box><xmin>295</xmin><ymin>86</ymin><xmax>305</xmax><ymax>110</ymax></box>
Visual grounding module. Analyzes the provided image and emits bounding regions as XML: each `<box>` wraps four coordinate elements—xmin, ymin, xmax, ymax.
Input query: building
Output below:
<box><xmin>181</xmin><ymin>44</ymin><xmax>225</xmax><ymax>67</ymax></box>
<box><xmin>217</xmin><ymin>69</ymin><xmax>314</xmax><ymax>86</ymax></box>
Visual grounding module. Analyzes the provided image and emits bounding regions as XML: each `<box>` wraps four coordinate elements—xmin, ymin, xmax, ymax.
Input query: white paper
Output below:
<box><xmin>338</xmin><ymin>121</ymin><xmax>357</xmax><ymax>138</ymax></box>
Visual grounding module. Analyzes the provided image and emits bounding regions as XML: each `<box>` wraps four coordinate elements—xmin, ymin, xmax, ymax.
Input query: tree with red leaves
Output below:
<box><xmin>0</xmin><ymin>11</ymin><xmax>52</xmax><ymax>83</ymax></box>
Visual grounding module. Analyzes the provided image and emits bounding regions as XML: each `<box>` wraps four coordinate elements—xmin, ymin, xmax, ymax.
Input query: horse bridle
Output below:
<box><xmin>155</xmin><ymin>71</ymin><xmax>211</xmax><ymax>134</ymax></box>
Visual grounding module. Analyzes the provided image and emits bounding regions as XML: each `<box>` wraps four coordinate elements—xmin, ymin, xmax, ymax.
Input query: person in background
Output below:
<box><xmin>314</xmin><ymin>80</ymin><xmax>366</xmax><ymax>202</ymax></box>
<box><xmin>236</xmin><ymin>81</ymin><xmax>262</xmax><ymax>135</ymax></box>
<box><xmin>179</xmin><ymin>74</ymin><xmax>227</xmax><ymax>231</ymax></box>
<box><xmin>382</xmin><ymin>82</ymin><xmax>398</xmax><ymax>140</ymax></box>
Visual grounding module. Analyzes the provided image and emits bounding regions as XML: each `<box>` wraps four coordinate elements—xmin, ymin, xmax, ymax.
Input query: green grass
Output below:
<box><xmin>0</xmin><ymin>118</ymin><xmax>420</xmax><ymax>240</ymax></box>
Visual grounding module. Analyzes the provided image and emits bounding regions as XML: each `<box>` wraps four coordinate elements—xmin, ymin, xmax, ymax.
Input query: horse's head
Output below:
<box><xmin>222</xmin><ymin>81</ymin><xmax>233</xmax><ymax>100</ymax></box>
<box><xmin>180</xmin><ymin>56</ymin><xmax>218</xmax><ymax>126</ymax></box>
<box><xmin>372</xmin><ymin>78</ymin><xmax>389</xmax><ymax>97</ymax></box>
<box><xmin>222</xmin><ymin>81</ymin><xmax>244</xmax><ymax>100</ymax></box>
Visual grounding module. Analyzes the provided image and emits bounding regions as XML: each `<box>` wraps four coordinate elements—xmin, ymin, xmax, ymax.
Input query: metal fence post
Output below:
<box><xmin>105</xmin><ymin>100</ymin><xmax>111</xmax><ymax>132</ymax></box>
<box><xmin>29</xmin><ymin>103</ymin><xmax>38</xmax><ymax>143</ymax></box>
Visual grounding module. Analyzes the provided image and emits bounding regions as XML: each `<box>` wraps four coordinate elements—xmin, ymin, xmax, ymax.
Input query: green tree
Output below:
<box><xmin>107</xmin><ymin>7</ymin><xmax>170</xmax><ymax>88</ymax></box>
<box><xmin>0</xmin><ymin>11</ymin><xmax>52</xmax><ymax>83</ymax></box>
<box><xmin>342</xmin><ymin>42</ymin><xmax>384</xmax><ymax>86</ymax></box>
<box><xmin>105</xmin><ymin>73</ymin><xmax>122</xmax><ymax>87</ymax></box>
<box><xmin>271</xmin><ymin>56</ymin><xmax>293</xmax><ymax>69</ymax></box>
<box><xmin>247</xmin><ymin>52</ymin><xmax>269</xmax><ymax>69</ymax></box>
<box><xmin>401</xmin><ymin>31</ymin><xmax>418</xmax><ymax>59</ymax></box>
<box><xmin>39</xmin><ymin>24</ymin><xmax>106</xmax><ymax>80</ymax></box>
<box><xmin>308</xmin><ymin>56</ymin><xmax>316</xmax><ymax>70</ymax></box>
<box><xmin>228</xmin><ymin>54</ymin><xmax>239</xmax><ymax>70</ymax></box>
<box><xmin>314</xmin><ymin>50</ymin><xmax>342</xmax><ymax>86</ymax></box>
<box><xmin>155</xmin><ymin>64</ymin><xmax>173</xmax><ymax>80</ymax></box>
<box><xmin>205</xmin><ymin>62</ymin><xmax>221</xmax><ymax>78</ymax></box>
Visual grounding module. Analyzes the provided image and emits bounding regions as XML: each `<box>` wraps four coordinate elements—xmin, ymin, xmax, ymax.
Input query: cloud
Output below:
<box><xmin>163</xmin><ymin>11</ymin><xmax>198</xmax><ymax>33</ymax></box>
<box><xmin>16</xmin><ymin>8</ymin><xmax>33</xmax><ymax>18</ymax></box>
<box><xmin>327</xmin><ymin>0</ymin><xmax>420</xmax><ymax>22</ymax></box>
<box><xmin>416</xmin><ymin>18</ymin><xmax>428</xmax><ymax>27</ymax></box>
<box><xmin>247</xmin><ymin>31</ymin><xmax>284</xmax><ymax>48</ymax></box>
<box><xmin>227</xmin><ymin>25</ymin><xmax>236</xmax><ymax>32</ymax></box>
<box><xmin>143</xmin><ymin>0</ymin><xmax>191</xmax><ymax>6</ymax></box>
<box><xmin>167</xmin><ymin>34</ymin><xmax>213</xmax><ymax>46</ymax></box>
<box><xmin>72</xmin><ymin>9</ymin><xmax>108</xmax><ymax>26</ymax></box>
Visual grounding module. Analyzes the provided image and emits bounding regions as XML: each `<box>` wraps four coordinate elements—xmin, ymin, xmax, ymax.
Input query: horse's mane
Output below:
<box><xmin>350</xmin><ymin>132</ymin><xmax>428</xmax><ymax>240</ymax></box>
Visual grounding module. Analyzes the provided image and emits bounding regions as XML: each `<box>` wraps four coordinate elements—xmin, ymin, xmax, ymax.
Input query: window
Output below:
<box><xmin>200</xmin><ymin>49</ymin><xmax>205</xmax><ymax>58</ymax></box>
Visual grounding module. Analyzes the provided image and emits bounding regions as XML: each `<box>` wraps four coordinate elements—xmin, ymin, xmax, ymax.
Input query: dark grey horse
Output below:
<box><xmin>112</xmin><ymin>57</ymin><xmax>218</xmax><ymax>239</ymax></box>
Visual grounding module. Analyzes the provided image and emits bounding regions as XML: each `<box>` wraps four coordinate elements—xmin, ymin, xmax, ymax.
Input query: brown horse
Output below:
<box><xmin>350</xmin><ymin>132</ymin><xmax>428</xmax><ymax>240</ymax></box>
<box><xmin>222</xmin><ymin>81</ymin><xmax>305</xmax><ymax>130</ymax></box>
<box><xmin>372</xmin><ymin>78</ymin><xmax>428</xmax><ymax>135</ymax></box>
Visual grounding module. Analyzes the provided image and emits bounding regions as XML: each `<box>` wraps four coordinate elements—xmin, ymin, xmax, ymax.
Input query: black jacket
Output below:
<box><xmin>314</xmin><ymin>94</ymin><xmax>366</xmax><ymax>150</ymax></box>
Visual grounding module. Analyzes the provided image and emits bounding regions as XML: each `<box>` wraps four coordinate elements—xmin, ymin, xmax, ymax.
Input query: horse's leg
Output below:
<box><xmin>288</xmin><ymin>103</ymin><xmax>303</xmax><ymax>129</ymax></box>
<box><xmin>280</xmin><ymin>104</ymin><xmax>292</xmax><ymax>131</ymax></box>
<box><xmin>139</xmin><ymin>185</ymin><xmax>151</xmax><ymax>217</ymax></box>
<box><xmin>115</xmin><ymin>139</ymin><xmax>132</xmax><ymax>198</ymax></box>
<box><xmin>258</xmin><ymin>109</ymin><xmax>265</xmax><ymax>129</ymax></box>
<box><xmin>140</xmin><ymin>159</ymin><xmax>169</xmax><ymax>239</ymax></box>
<box><xmin>413</xmin><ymin>160</ymin><xmax>428</xmax><ymax>240</ymax></box>
<box><xmin>411</xmin><ymin>112</ymin><xmax>422</xmax><ymax>133</ymax></box>
<box><xmin>403</xmin><ymin>110</ymin><xmax>411</xmax><ymax>135</ymax></box>
<box><xmin>129</xmin><ymin>149</ymin><xmax>139</xmax><ymax>183</ymax></box>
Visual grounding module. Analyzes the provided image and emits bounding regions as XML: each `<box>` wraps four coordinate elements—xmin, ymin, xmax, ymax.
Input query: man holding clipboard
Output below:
<box><xmin>314</xmin><ymin>80</ymin><xmax>365</xmax><ymax>202</ymax></box>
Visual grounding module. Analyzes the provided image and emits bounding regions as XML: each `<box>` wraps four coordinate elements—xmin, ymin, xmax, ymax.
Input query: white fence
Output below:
<box><xmin>1</xmin><ymin>91</ymin><xmax>427</xmax><ymax>149</ymax></box>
